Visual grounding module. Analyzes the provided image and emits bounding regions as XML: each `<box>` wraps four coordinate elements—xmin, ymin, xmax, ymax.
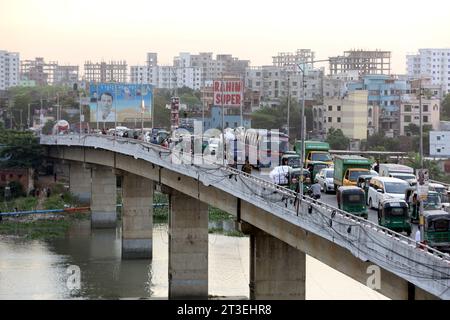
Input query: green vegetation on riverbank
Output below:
<box><xmin>0</xmin><ymin>212</ymin><xmax>90</xmax><ymax>240</ymax></box>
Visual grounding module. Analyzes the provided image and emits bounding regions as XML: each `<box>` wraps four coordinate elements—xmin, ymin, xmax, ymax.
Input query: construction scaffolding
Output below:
<box><xmin>20</xmin><ymin>57</ymin><xmax>58</xmax><ymax>86</ymax></box>
<box><xmin>329</xmin><ymin>50</ymin><xmax>391</xmax><ymax>76</ymax></box>
<box><xmin>83</xmin><ymin>60</ymin><xmax>127</xmax><ymax>83</ymax></box>
<box><xmin>272</xmin><ymin>49</ymin><xmax>315</xmax><ymax>68</ymax></box>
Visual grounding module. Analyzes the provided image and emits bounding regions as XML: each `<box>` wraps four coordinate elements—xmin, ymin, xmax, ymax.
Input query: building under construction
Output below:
<box><xmin>272</xmin><ymin>49</ymin><xmax>315</xmax><ymax>68</ymax></box>
<box><xmin>329</xmin><ymin>50</ymin><xmax>391</xmax><ymax>76</ymax></box>
<box><xmin>83</xmin><ymin>60</ymin><xmax>127</xmax><ymax>83</ymax></box>
<box><xmin>20</xmin><ymin>57</ymin><xmax>58</xmax><ymax>86</ymax></box>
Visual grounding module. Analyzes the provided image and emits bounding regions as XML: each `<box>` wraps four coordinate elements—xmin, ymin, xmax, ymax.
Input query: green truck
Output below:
<box><xmin>333</xmin><ymin>155</ymin><xmax>373</xmax><ymax>189</ymax></box>
<box><xmin>294</xmin><ymin>141</ymin><xmax>332</xmax><ymax>167</ymax></box>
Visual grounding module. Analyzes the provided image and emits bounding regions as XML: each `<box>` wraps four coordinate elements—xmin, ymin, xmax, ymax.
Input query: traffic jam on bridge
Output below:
<box><xmin>50</xmin><ymin>119</ymin><xmax>450</xmax><ymax>254</ymax></box>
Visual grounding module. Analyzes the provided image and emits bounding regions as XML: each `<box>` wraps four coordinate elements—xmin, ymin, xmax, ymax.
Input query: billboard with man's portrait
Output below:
<box><xmin>89</xmin><ymin>82</ymin><xmax>153</xmax><ymax>123</ymax></box>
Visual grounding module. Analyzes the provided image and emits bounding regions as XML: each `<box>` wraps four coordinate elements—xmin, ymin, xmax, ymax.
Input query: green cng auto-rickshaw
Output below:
<box><xmin>336</xmin><ymin>186</ymin><xmax>368</xmax><ymax>219</ymax></box>
<box><xmin>423</xmin><ymin>210</ymin><xmax>450</xmax><ymax>252</ymax></box>
<box><xmin>308</xmin><ymin>161</ymin><xmax>330</xmax><ymax>183</ymax></box>
<box><xmin>407</xmin><ymin>190</ymin><xmax>442</xmax><ymax>223</ymax></box>
<box><xmin>377</xmin><ymin>199</ymin><xmax>411</xmax><ymax>236</ymax></box>
<box><xmin>357</xmin><ymin>174</ymin><xmax>377</xmax><ymax>204</ymax></box>
<box><xmin>288</xmin><ymin>168</ymin><xmax>311</xmax><ymax>193</ymax></box>
<box><xmin>281</xmin><ymin>154</ymin><xmax>301</xmax><ymax>169</ymax></box>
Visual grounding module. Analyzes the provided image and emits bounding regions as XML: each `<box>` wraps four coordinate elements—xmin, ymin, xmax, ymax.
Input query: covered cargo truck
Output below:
<box><xmin>334</xmin><ymin>155</ymin><xmax>373</xmax><ymax>189</ymax></box>
<box><xmin>294</xmin><ymin>140</ymin><xmax>332</xmax><ymax>167</ymax></box>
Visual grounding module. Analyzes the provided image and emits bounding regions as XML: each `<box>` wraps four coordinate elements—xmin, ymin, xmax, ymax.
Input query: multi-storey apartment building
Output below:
<box><xmin>399</xmin><ymin>95</ymin><xmax>440</xmax><ymax>136</ymax></box>
<box><xmin>347</xmin><ymin>75</ymin><xmax>410</xmax><ymax>137</ymax></box>
<box><xmin>245</xmin><ymin>65</ymin><xmax>323</xmax><ymax>107</ymax></box>
<box><xmin>313</xmin><ymin>90</ymin><xmax>369</xmax><ymax>140</ymax></box>
<box><xmin>0</xmin><ymin>50</ymin><xmax>20</xmax><ymax>90</ymax></box>
<box><xmin>406</xmin><ymin>48</ymin><xmax>450</xmax><ymax>96</ymax></box>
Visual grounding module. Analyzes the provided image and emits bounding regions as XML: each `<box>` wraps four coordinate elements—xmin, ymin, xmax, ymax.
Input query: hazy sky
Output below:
<box><xmin>1</xmin><ymin>0</ymin><xmax>450</xmax><ymax>73</ymax></box>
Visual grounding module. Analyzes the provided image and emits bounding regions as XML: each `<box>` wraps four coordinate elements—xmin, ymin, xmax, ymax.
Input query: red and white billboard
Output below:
<box><xmin>213</xmin><ymin>80</ymin><xmax>243</xmax><ymax>107</ymax></box>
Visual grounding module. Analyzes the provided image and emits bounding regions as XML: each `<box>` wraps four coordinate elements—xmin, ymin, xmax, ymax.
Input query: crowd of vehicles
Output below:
<box><xmin>53</xmin><ymin>124</ymin><xmax>450</xmax><ymax>250</ymax></box>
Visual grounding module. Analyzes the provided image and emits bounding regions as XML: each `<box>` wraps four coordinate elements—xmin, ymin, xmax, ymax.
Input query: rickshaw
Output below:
<box><xmin>423</xmin><ymin>210</ymin><xmax>450</xmax><ymax>252</ymax></box>
<box><xmin>308</xmin><ymin>161</ymin><xmax>329</xmax><ymax>183</ymax></box>
<box><xmin>281</xmin><ymin>153</ymin><xmax>301</xmax><ymax>169</ymax></box>
<box><xmin>356</xmin><ymin>174</ymin><xmax>377</xmax><ymax>203</ymax></box>
<box><xmin>336</xmin><ymin>186</ymin><xmax>368</xmax><ymax>219</ymax></box>
<box><xmin>287</xmin><ymin>168</ymin><xmax>311</xmax><ymax>194</ymax></box>
<box><xmin>407</xmin><ymin>190</ymin><xmax>442</xmax><ymax>223</ymax></box>
<box><xmin>377</xmin><ymin>199</ymin><xmax>411</xmax><ymax>236</ymax></box>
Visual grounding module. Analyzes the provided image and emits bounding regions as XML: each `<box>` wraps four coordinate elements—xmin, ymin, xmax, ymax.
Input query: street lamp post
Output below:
<box><xmin>287</xmin><ymin>72</ymin><xmax>291</xmax><ymax>139</ymax></box>
<box><xmin>295</xmin><ymin>58</ymin><xmax>331</xmax><ymax>196</ymax></box>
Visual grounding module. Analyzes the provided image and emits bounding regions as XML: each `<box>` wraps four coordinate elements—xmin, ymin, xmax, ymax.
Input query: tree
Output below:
<box><xmin>152</xmin><ymin>93</ymin><xmax>171</xmax><ymax>129</ymax></box>
<box><xmin>441</xmin><ymin>93</ymin><xmax>450</xmax><ymax>121</ymax></box>
<box><xmin>251</xmin><ymin>98</ymin><xmax>313</xmax><ymax>142</ymax></box>
<box><xmin>42</xmin><ymin>119</ymin><xmax>56</xmax><ymax>135</ymax></box>
<box><xmin>325</xmin><ymin>128</ymin><xmax>350</xmax><ymax>150</ymax></box>
<box><xmin>405</xmin><ymin>152</ymin><xmax>443</xmax><ymax>180</ymax></box>
<box><xmin>0</xmin><ymin>128</ymin><xmax>45</xmax><ymax>169</ymax></box>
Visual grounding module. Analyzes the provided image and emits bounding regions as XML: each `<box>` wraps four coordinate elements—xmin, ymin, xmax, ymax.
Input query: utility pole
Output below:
<box><xmin>28</xmin><ymin>103</ymin><xmax>31</xmax><ymax>128</ymax></box>
<box><xmin>221</xmin><ymin>74</ymin><xmax>225</xmax><ymax>166</ymax></box>
<box><xmin>287</xmin><ymin>72</ymin><xmax>291</xmax><ymax>140</ymax></box>
<box><xmin>300</xmin><ymin>66</ymin><xmax>306</xmax><ymax>196</ymax></box>
<box><xmin>418</xmin><ymin>78</ymin><xmax>424</xmax><ymax>242</ymax></box>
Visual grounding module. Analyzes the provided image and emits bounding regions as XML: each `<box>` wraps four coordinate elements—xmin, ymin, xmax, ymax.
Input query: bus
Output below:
<box><xmin>242</xmin><ymin>129</ymin><xmax>289</xmax><ymax>168</ymax></box>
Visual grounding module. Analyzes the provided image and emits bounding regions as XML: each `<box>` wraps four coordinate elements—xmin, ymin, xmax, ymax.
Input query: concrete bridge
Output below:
<box><xmin>40</xmin><ymin>134</ymin><xmax>450</xmax><ymax>300</ymax></box>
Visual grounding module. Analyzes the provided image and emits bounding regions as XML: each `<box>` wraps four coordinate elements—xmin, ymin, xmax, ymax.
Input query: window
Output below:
<box><xmin>404</xmin><ymin>115</ymin><xmax>411</xmax><ymax>122</ymax></box>
<box><xmin>328</xmin><ymin>117</ymin><xmax>332</xmax><ymax>123</ymax></box>
<box><xmin>337</xmin><ymin>117</ymin><xmax>341</xmax><ymax>123</ymax></box>
<box><xmin>337</xmin><ymin>105</ymin><xmax>341</xmax><ymax>111</ymax></box>
<box><xmin>328</xmin><ymin>105</ymin><xmax>332</xmax><ymax>111</ymax></box>
<box><xmin>404</xmin><ymin>105</ymin><xmax>412</xmax><ymax>112</ymax></box>
<box><xmin>423</xmin><ymin>116</ymin><xmax>429</xmax><ymax>123</ymax></box>
<box><xmin>423</xmin><ymin>105</ymin><xmax>428</xmax><ymax>112</ymax></box>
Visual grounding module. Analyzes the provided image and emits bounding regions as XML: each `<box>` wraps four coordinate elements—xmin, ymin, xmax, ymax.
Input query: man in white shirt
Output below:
<box><xmin>99</xmin><ymin>92</ymin><xmax>116</xmax><ymax>122</ymax></box>
<box><xmin>415</xmin><ymin>229</ymin><xmax>422</xmax><ymax>248</ymax></box>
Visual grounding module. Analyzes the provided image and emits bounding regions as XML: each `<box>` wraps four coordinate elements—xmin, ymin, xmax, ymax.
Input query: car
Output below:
<box><xmin>367</xmin><ymin>176</ymin><xmax>410</xmax><ymax>209</ymax></box>
<box><xmin>388</xmin><ymin>172</ymin><xmax>417</xmax><ymax>186</ymax></box>
<box><xmin>315</xmin><ymin>168</ymin><xmax>335</xmax><ymax>193</ymax></box>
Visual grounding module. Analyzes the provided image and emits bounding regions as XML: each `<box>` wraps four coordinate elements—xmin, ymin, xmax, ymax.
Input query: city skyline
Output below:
<box><xmin>2</xmin><ymin>0</ymin><xmax>450</xmax><ymax>73</ymax></box>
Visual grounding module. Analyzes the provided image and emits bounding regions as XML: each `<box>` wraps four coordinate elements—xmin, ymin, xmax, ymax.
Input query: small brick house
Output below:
<box><xmin>0</xmin><ymin>168</ymin><xmax>35</xmax><ymax>194</ymax></box>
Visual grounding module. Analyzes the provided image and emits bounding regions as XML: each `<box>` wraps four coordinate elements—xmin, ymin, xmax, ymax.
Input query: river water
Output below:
<box><xmin>0</xmin><ymin>221</ymin><xmax>387</xmax><ymax>300</ymax></box>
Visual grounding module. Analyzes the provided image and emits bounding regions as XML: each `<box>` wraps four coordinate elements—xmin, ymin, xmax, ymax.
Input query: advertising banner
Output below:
<box><xmin>89</xmin><ymin>83</ymin><xmax>153</xmax><ymax>123</ymax></box>
<box><xmin>213</xmin><ymin>80</ymin><xmax>243</xmax><ymax>107</ymax></box>
<box><xmin>416</xmin><ymin>169</ymin><xmax>429</xmax><ymax>201</ymax></box>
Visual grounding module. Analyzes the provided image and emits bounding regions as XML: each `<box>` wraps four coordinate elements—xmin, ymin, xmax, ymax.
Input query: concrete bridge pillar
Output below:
<box><xmin>168</xmin><ymin>190</ymin><xmax>208</xmax><ymax>299</ymax></box>
<box><xmin>69</xmin><ymin>162</ymin><xmax>91</xmax><ymax>203</ymax></box>
<box><xmin>90</xmin><ymin>165</ymin><xmax>117</xmax><ymax>229</ymax></box>
<box><xmin>246</xmin><ymin>225</ymin><xmax>306</xmax><ymax>300</ymax></box>
<box><xmin>121</xmin><ymin>173</ymin><xmax>153</xmax><ymax>259</ymax></box>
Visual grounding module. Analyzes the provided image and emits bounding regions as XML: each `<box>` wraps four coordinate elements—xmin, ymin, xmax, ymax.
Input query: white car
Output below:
<box><xmin>388</xmin><ymin>172</ymin><xmax>417</xmax><ymax>186</ymax></box>
<box><xmin>367</xmin><ymin>176</ymin><xmax>410</xmax><ymax>209</ymax></box>
<box><xmin>315</xmin><ymin>168</ymin><xmax>335</xmax><ymax>193</ymax></box>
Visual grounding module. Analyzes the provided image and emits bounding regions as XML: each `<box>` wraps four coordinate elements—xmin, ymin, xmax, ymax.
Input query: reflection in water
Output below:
<box><xmin>0</xmin><ymin>221</ymin><xmax>387</xmax><ymax>300</ymax></box>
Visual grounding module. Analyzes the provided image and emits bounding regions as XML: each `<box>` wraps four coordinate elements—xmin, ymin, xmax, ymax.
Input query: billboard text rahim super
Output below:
<box><xmin>89</xmin><ymin>83</ymin><xmax>153</xmax><ymax>123</ymax></box>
